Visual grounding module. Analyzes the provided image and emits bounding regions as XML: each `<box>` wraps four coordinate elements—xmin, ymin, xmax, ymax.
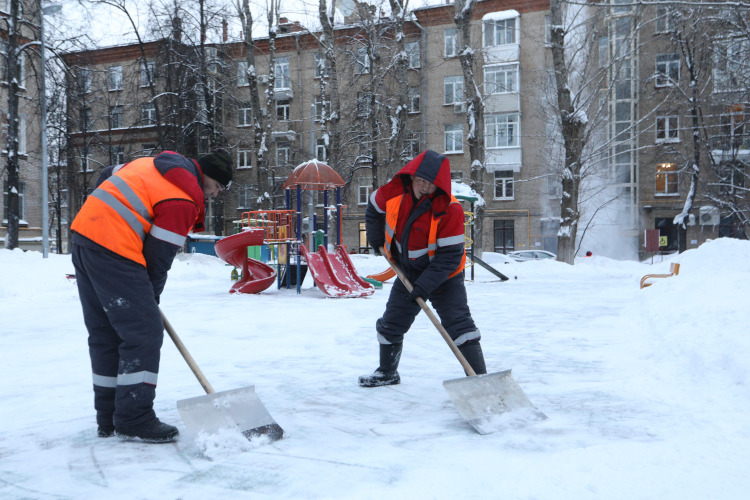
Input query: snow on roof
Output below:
<box><xmin>482</xmin><ymin>10</ymin><xmax>520</xmax><ymax>22</ymax></box>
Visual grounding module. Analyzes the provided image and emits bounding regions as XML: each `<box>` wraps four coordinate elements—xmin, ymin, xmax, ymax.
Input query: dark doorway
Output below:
<box><xmin>654</xmin><ymin>217</ymin><xmax>680</xmax><ymax>251</ymax></box>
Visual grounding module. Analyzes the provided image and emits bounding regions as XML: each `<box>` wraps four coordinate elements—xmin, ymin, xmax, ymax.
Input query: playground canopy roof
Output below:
<box><xmin>282</xmin><ymin>160</ymin><xmax>345</xmax><ymax>191</ymax></box>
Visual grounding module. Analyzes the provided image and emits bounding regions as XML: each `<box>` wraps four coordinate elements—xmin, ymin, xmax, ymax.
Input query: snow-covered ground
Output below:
<box><xmin>1</xmin><ymin>238</ymin><xmax>748</xmax><ymax>499</ymax></box>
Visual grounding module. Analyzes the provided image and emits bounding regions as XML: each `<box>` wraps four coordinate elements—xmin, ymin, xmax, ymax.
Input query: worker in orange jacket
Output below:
<box><xmin>360</xmin><ymin>150</ymin><xmax>486</xmax><ymax>387</ymax></box>
<box><xmin>71</xmin><ymin>150</ymin><xmax>232</xmax><ymax>442</ymax></box>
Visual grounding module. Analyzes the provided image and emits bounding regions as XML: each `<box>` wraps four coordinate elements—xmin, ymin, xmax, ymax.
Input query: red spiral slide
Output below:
<box><xmin>214</xmin><ymin>229</ymin><xmax>277</xmax><ymax>294</ymax></box>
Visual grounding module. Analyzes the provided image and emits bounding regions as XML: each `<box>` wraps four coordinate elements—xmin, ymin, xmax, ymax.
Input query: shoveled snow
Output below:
<box><xmin>0</xmin><ymin>238</ymin><xmax>748</xmax><ymax>499</ymax></box>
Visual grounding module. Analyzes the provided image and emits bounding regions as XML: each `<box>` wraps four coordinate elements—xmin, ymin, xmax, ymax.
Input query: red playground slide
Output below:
<box><xmin>214</xmin><ymin>229</ymin><xmax>277</xmax><ymax>294</ymax></box>
<box><xmin>299</xmin><ymin>244</ymin><xmax>375</xmax><ymax>298</ymax></box>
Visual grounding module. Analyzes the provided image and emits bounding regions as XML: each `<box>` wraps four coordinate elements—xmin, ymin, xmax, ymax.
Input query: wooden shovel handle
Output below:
<box><xmin>160</xmin><ymin>308</ymin><xmax>216</xmax><ymax>394</ymax></box>
<box><xmin>381</xmin><ymin>249</ymin><xmax>477</xmax><ymax>376</ymax></box>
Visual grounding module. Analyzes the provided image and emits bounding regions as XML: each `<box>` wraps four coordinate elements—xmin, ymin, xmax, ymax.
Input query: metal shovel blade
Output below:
<box><xmin>442</xmin><ymin>370</ymin><xmax>547</xmax><ymax>435</ymax></box>
<box><xmin>177</xmin><ymin>385</ymin><xmax>284</xmax><ymax>441</ymax></box>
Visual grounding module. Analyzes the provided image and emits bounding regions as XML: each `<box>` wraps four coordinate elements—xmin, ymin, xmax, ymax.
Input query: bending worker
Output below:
<box><xmin>359</xmin><ymin>149</ymin><xmax>487</xmax><ymax>387</ymax></box>
<box><xmin>71</xmin><ymin>150</ymin><xmax>233</xmax><ymax>443</ymax></box>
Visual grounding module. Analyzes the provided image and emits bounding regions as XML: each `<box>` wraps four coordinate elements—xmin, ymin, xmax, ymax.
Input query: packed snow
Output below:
<box><xmin>1</xmin><ymin>238</ymin><xmax>749</xmax><ymax>499</ymax></box>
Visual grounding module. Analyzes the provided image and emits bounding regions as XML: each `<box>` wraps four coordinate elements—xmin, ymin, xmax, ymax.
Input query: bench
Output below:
<box><xmin>640</xmin><ymin>263</ymin><xmax>680</xmax><ymax>289</ymax></box>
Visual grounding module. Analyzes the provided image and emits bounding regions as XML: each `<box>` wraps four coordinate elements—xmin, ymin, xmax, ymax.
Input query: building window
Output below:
<box><xmin>316</xmin><ymin>138</ymin><xmax>327</xmax><ymax>161</ymax></box>
<box><xmin>275</xmin><ymin>57</ymin><xmax>290</xmax><ymax>88</ymax></box>
<box><xmin>112</xmin><ymin>145</ymin><xmax>125</xmax><ymax>164</ymax></box>
<box><xmin>444</xmin><ymin>76</ymin><xmax>463</xmax><ymax>105</ymax></box>
<box><xmin>314</xmin><ymin>96</ymin><xmax>328</xmax><ymax>121</ymax></box>
<box><xmin>81</xmin><ymin>108</ymin><xmax>92</xmax><ymax>130</ymax></box>
<box><xmin>237</xmin><ymin>149</ymin><xmax>252</xmax><ymax>169</ymax></box>
<box><xmin>356</xmin><ymin>48</ymin><xmax>370</xmax><ymax>74</ymax></box>
<box><xmin>655</xmin><ymin>7</ymin><xmax>676</xmax><ymax>33</ymax></box>
<box><xmin>109</xmin><ymin>106</ymin><xmax>123</xmax><ymax>129</ymax></box>
<box><xmin>79</xmin><ymin>154</ymin><xmax>92</xmax><ymax>172</ymax></box>
<box><xmin>405</xmin><ymin>41</ymin><xmax>420</xmax><ymax>69</ymax></box>
<box><xmin>236</xmin><ymin>184</ymin><xmax>252</xmax><ymax>209</ymax></box>
<box><xmin>276</xmin><ymin>99</ymin><xmax>290</xmax><ymax>121</ymax></box>
<box><xmin>276</xmin><ymin>141</ymin><xmax>290</xmax><ymax>166</ymax></box>
<box><xmin>484</xmin><ymin>64</ymin><xmax>518</xmax><ymax>94</ymax></box>
<box><xmin>484</xmin><ymin>18</ymin><xmax>516</xmax><ymax>47</ymax></box>
<box><xmin>545</xmin><ymin>15</ymin><xmax>552</xmax><ymax>44</ymax></box>
<box><xmin>494</xmin><ymin>170</ymin><xmax>514</xmax><ymax>200</ymax></box>
<box><xmin>141</xmin><ymin>102</ymin><xmax>156</xmax><ymax>125</ymax></box>
<box><xmin>598</xmin><ymin>36</ymin><xmax>608</xmax><ymax>68</ymax></box>
<box><xmin>140</xmin><ymin>61</ymin><xmax>155</xmax><ymax>87</ymax></box>
<box><xmin>109</xmin><ymin>66</ymin><xmax>122</xmax><ymax>91</ymax></box>
<box><xmin>444</xmin><ymin>124</ymin><xmax>463</xmax><ymax>153</ymax></box>
<box><xmin>656</xmin><ymin>115</ymin><xmax>679</xmax><ymax>143</ymax></box>
<box><xmin>655</xmin><ymin>53</ymin><xmax>680</xmax><ymax>87</ymax></box>
<box><xmin>486</xmin><ymin>114</ymin><xmax>520</xmax><ymax>148</ymax></box>
<box><xmin>444</xmin><ymin>28</ymin><xmax>458</xmax><ymax>57</ymax></box>
<box><xmin>238</xmin><ymin>104</ymin><xmax>252</xmax><ymax>127</ymax></box>
<box><xmin>714</xmin><ymin>38</ymin><xmax>750</xmax><ymax>93</ymax></box>
<box><xmin>17</xmin><ymin>115</ymin><xmax>26</xmax><ymax>154</ymax></box>
<box><xmin>314</xmin><ymin>53</ymin><xmax>323</xmax><ymax>78</ymax></box>
<box><xmin>358</xmin><ymin>184</ymin><xmax>371</xmax><ymax>205</ymax></box>
<box><xmin>356</xmin><ymin>92</ymin><xmax>372</xmax><ymax>117</ymax></box>
<box><xmin>547</xmin><ymin>175</ymin><xmax>562</xmax><ymax>198</ymax></box>
<box><xmin>3</xmin><ymin>181</ymin><xmax>25</xmax><ymax>221</ymax></box>
<box><xmin>405</xmin><ymin>131</ymin><xmax>420</xmax><ymax>159</ymax></box>
<box><xmin>408</xmin><ymin>87</ymin><xmax>420</xmax><ymax>113</ymax></box>
<box><xmin>76</xmin><ymin>67</ymin><xmax>91</xmax><ymax>94</ymax></box>
<box><xmin>655</xmin><ymin>163</ymin><xmax>678</xmax><ymax>195</ymax></box>
<box><xmin>237</xmin><ymin>61</ymin><xmax>249</xmax><ymax>86</ymax></box>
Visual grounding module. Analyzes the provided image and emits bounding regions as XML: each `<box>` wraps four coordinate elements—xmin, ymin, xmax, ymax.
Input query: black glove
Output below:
<box><xmin>370</xmin><ymin>241</ymin><xmax>384</xmax><ymax>256</ymax></box>
<box><xmin>408</xmin><ymin>284</ymin><xmax>427</xmax><ymax>303</ymax></box>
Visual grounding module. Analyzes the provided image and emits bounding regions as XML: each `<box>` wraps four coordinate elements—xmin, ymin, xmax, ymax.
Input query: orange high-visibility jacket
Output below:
<box><xmin>383</xmin><ymin>193</ymin><xmax>466</xmax><ymax>279</ymax></box>
<box><xmin>71</xmin><ymin>157</ymin><xmax>199</xmax><ymax>266</ymax></box>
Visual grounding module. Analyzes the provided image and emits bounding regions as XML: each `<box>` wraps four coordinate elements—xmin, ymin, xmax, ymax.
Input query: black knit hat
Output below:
<box><xmin>198</xmin><ymin>149</ymin><xmax>233</xmax><ymax>188</ymax></box>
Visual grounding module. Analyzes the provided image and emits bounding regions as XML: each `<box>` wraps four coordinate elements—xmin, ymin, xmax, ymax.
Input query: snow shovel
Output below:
<box><xmin>383</xmin><ymin>254</ymin><xmax>546</xmax><ymax>434</ymax></box>
<box><xmin>160</xmin><ymin>309</ymin><xmax>284</xmax><ymax>442</ymax></box>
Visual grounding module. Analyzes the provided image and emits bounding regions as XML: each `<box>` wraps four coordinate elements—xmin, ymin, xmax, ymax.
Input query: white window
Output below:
<box><xmin>405</xmin><ymin>131</ymin><xmax>420</xmax><ymax>158</ymax></box>
<box><xmin>237</xmin><ymin>149</ymin><xmax>252</xmax><ymax>169</ymax></box>
<box><xmin>109</xmin><ymin>106</ymin><xmax>123</xmax><ymax>129</ymax></box>
<box><xmin>405</xmin><ymin>41</ymin><xmax>420</xmax><ymax>69</ymax></box>
<box><xmin>408</xmin><ymin>87</ymin><xmax>420</xmax><ymax>113</ymax></box>
<box><xmin>76</xmin><ymin>67</ymin><xmax>91</xmax><ymax>94</ymax></box>
<box><xmin>276</xmin><ymin>141</ymin><xmax>290</xmax><ymax>166</ymax></box>
<box><xmin>714</xmin><ymin>38</ymin><xmax>750</xmax><ymax>93</ymax></box>
<box><xmin>655</xmin><ymin>163</ymin><xmax>678</xmax><ymax>195</ymax></box>
<box><xmin>316</xmin><ymin>138</ymin><xmax>327</xmax><ymax>161</ymax></box>
<box><xmin>3</xmin><ymin>181</ymin><xmax>25</xmax><ymax>221</ymax></box>
<box><xmin>141</xmin><ymin>102</ymin><xmax>156</xmax><ymax>125</ymax></box>
<box><xmin>276</xmin><ymin>99</ymin><xmax>290</xmax><ymax>121</ymax></box>
<box><xmin>445</xmin><ymin>124</ymin><xmax>463</xmax><ymax>153</ymax></box>
<box><xmin>356</xmin><ymin>48</ymin><xmax>370</xmax><ymax>74</ymax></box>
<box><xmin>656</xmin><ymin>116</ymin><xmax>679</xmax><ymax>143</ymax></box>
<box><xmin>238</xmin><ymin>104</ymin><xmax>253</xmax><ymax>126</ymax></box>
<box><xmin>140</xmin><ymin>61</ymin><xmax>155</xmax><ymax>87</ymax></box>
<box><xmin>109</xmin><ymin>66</ymin><xmax>122</xmax><ymax>91</ymax></box>
<box><xmin>356</xmin><ymin>92</ymin><xmax>372</xmax><ymax>117</ymax></box>
<box><xmin>275</xmin><ymin>57</ymin><xmax>290</xmax><ymax>88</ymax></box>
<box><xmin>655</xmin><ymin>7</ymin><xmax>676</xmax><ymax>33</ymax></box>
<box><xmin>444</xmin><ymin>28</ymin><xmax>458</xmax><ymax>58</ymax></box>
<box><xmin>79</xmin><ymin>154</ymin><xmax>93</xmax><ymax>172</ymax></box>
<box><xmin>18</xmin><ymin>115</ymin><xmax>26</xmax><ymax>154</ymax></box>
<box><xmin>545</xmin><ymin>15</ymin><xmax>552</xmax><ymax>45</ymax></box>
<box><xmin>81</xmin><ymin>108</ymin><xmax>92</xmax><ymax>130</ymax></box>
<box><xmin>112</xmin><ymin>145</ymin><xmax>125</xmax><ymax>164</ymax></box>
<box><xmin>494</xmin><ymin>170</ymin><xmax>514</xmax><ymax>200</ymax></box>
<box><xmin>484</xmin><ymin>18</ymin><xmax>516</xmax><ymax>47</ymax></box>
<box><xmin>485</xmin><ymin>64</ymin><xmax>518</xmax><ymax>94</ymax></box>
<box><xmin>444</xmin><ymin>76</ymin><xmax>463</xmax><ymax>105</ymax></box>
<box><xmin>315</xmin><ymin>96</ymin><xmax>328</xmax><ymax>120</ymax></box>
<box><xmin>237</xmin><ymin>61</ymin><xmax>249</xmax><ymax>87</ymax></box>
<box><xmin>358</xmin><ymin>184</ymin><xmax>371</xmax><ymax>205</ymax></box>
<box><xmin>655</xmin><ymin>53</ymin><xmax>680</xmax><ymax>87</ymax></box>
<box><xmin>486</xmin><ymin>114</ymin><xmax>520</xmax><ymax>148</ymax></box>
<box><xmin>314</xmin><ymin>53</ymin><xmax>323</xmax><ymax>78</ymax></box>
<box><xmin>236</xmin><ymin>184</ymin><xmax>252</xmax><ymax>209</ymax></box>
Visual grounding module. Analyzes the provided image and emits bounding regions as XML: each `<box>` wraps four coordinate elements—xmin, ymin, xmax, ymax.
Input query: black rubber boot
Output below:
<box><xmin>459</xmin><ymin>340</ymin><xmax>487</xmax><ymax>375</ymax></box>
<box><xmin>115</xmin><ymin>417</ymin><xmax>179</xmax><ymax>443</ymax></box>
<box><xmin>358</xmin><ymin>343</ymin><xmax>402</xmax><ymax>387</ymax></box>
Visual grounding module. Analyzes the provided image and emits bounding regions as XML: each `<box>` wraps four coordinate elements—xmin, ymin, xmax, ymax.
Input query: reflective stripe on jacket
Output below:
<box><xmin>384</xmin><ymin>194</ymin><xmax>466</xmax><ymax>279</ymax></box>
<box><xmin>71</xmin><ymin>157</ymin><xmax>196</xmax><ymax>266</ymax></box>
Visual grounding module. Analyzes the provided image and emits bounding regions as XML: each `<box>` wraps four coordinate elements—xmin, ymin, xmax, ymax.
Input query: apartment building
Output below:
<box><xmin>0</xmin><ymin>0</ymin><xmax>44</xmax><ymax>250</ymax></box>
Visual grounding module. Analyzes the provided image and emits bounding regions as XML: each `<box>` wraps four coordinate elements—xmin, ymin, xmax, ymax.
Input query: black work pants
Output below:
<box><xmin>72</xmin><ymin>241</ymin><xmax>163</xmax><ymax>428</ymax></box>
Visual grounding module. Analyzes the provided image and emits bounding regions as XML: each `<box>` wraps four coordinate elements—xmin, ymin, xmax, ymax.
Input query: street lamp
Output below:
<box><xmin>40</xmin><ymin>3</ymin><xmax>62</xmax><ymax>258</ymax></box>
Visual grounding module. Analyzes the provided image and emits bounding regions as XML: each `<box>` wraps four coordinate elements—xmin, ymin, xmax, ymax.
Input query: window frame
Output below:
<box><xmin>109</xmin><ymin>66</ymin><xmax>122</xmax><ymax>91</ymax></box>
<box><xmin>485</xmin><ymin>113</ymin><xmax>520</xmax><ymax>148</ymax></box>
<box><xmin>444</xmin><ymin>76</ymin><xmax>463</xmax><ymax>105</ymax></box>
<box><xmin>655</xmin><ymin>53</ymin><xmax>680</xmax><ymax>87</ymax></box>
<box><xmin>237</xmin><ymin>149</ymin><xmax>252</xmax><ymax>169</ymax></box>
<box><xmin>237</xmin><ymin>104</ymin><xmax>253</xmax><ymax>127</ymax></box>
<box><xmin>655</xmin><ymin>162</ymin><xmax>679</xmax><ymax>196</ymax></box>
<box><xmin>483</xmin><ymin>18</ymin><xmax>516</xmax><ymax>48</ymax></box>
<box><xmin>494</xmin><ymin>170</ymin><xmax>515</xmax><ymax>200</ymax></box>
<box><xmin>484</xmin><ymin>64</ymin><xmax>519</xmax><ymax>95</ymax></box>
<box><xmin>405</xmin><ymin>41</ymin><xmax>420</xmax><ymax>69</ymax></box>
<box><xmin>444</xmin><ymin>123</ymin><xmax>463</xmax><ymax>154</ymax></box>
<box><xmin>444</xmin><ymin>28</ymin><xmax>458</xmax><ymax>58</ymax></box>
<box><xmin>655</xmin><ymin>115</ymin><xmax>679</xmax><ymax>143</ymax></box>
